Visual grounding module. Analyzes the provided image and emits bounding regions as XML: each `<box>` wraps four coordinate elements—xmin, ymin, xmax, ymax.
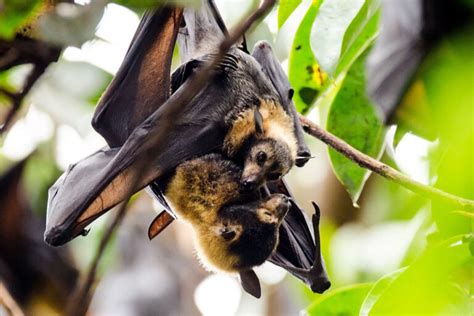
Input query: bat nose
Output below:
<box><xmin>241</xmin><ymin>175</ymin><xmax>259</xmax><ymax>189</ymax></box>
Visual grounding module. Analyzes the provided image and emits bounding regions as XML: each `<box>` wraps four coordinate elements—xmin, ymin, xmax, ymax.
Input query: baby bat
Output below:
<box><xmin>160</xmin><ymin>153</ymin><xmax>289</xmax><ymax>274</ymax></box>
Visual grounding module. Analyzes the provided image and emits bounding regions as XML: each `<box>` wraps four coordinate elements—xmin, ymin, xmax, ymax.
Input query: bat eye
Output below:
<box><xmin>256</xmin><ymin>151</ymin><xmax>267</xmax><ymax>166</ymax></box>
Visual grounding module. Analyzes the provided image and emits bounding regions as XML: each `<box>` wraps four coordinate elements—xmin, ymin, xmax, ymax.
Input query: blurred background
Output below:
<box><xmin>0</xmin><ymin>0</ymin><xmax>472</xmax><ymax>315</ymax></box>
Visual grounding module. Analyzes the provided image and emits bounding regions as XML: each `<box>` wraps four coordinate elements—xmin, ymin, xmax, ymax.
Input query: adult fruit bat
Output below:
<box><xmin>161</xmin><ymin>152</ymin><xmax>290</xmax><ymax>274</ymax></box>
<box><xmin>44</xmin><ymin>0</ymin><xmax>330</xmax><ymax>297</ymax></box>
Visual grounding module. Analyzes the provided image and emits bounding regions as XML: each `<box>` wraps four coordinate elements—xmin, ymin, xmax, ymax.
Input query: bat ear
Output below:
<box><xmin>239</xmin><ymin>269</ymin><xmax>261</xmax><ymax>298</ymax></box>
<box><xmin>254</xmin><ymin>108</ymin><xmax>264</xmax><ymax>135</ymax></box>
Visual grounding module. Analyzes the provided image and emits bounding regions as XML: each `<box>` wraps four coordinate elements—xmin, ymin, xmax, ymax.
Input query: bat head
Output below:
<box><xmin>195</xmin><ymin>194</ymin><xmax>290</xmax><ymax>272</ymax></box>
<box><xmin>241</xmin><ymin>137</ymin><xmax>293</xmax><ymax>189</ymax></box>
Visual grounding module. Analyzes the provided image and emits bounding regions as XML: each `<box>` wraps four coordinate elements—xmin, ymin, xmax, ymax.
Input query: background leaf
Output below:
<box><xmin>359</xmin><ymin>268</ymin><xmax>405</xmax><ymax>316</ymax></box>
<box><xmin>288</xmin><ymin>0</ymin><xmax>325</xmax><ymax>114</ymax></box>
<box><xmin>310</xmin><ymin>0</ymin><xmax>365</xmax><ymax>76</ymax></box>
<box><xmin>368</xmin><ymin>236</ymin><xmax>472</xmax><ymax>315</ymax></box>
<box><xmin>326</xmin><ymin>49</ymin><xmax>385</xmax><ymax>204</ymax></box>
<box><xmin>0</xmin><ymin>0</ymin><xmax>41</xmax><ymax>39</ymax></box>
<box><xmin>277</xmin><ymin>0</ymin><xmax>302</xmax><ymax>28</ymax></box>
<box><xmin>306</xmin><ymin>283</ymin><xmax>372</xmax><ymax>316</ymax></box>
<box><xmin>38</xmin><ymin>1</ymin><xmax>106</xmax><ymax>47</ymax></box>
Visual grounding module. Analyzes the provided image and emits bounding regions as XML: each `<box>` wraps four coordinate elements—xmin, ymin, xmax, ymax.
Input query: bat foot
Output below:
<box><xmin>310</xmin><ymin>277</ymin><xmax>331</xmax><ymax>294</ymax></box>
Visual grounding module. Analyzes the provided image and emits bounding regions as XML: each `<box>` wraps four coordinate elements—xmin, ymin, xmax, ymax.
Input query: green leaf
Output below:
<box><xmin>359</xmin><ymin>268</ymin><xmax>406</xmax><ymax>316</ymax></box>
<box><xmin>368</xmin><ymin>236</ymin><xmax>472</xmax><ymax>315</ymax></box>
<box><xmin>326</xmin><ymin>49</ymin><xmax>385</xmax><ymax>204</ymax></box>
<box><xmin>0</xmin><ymin>0</ymin><xmax>41</xmax><ymax>39</ymax></box>
<box><xmin>277</xmin><ymin>0</ymin><xmax>302</xmax><ymax>28</ymax></box>
<box><xmin>335</xmin><ymin>0</ymin><xmax>380</xmax><ymax>75</ymax></box>
<box><xmin>306</xmin><ymin>283</ymin><xmax>372</xmax><ymax>316</ymax></box>
<box><xmin>310</xmin><ymin>0</ymin><xmax>365</xmax><ymax>76</ymax></box>
<box><xmin>288</xmin><ymin>0</ymin><xmax>326</xmax><ymax>114</ymax></box>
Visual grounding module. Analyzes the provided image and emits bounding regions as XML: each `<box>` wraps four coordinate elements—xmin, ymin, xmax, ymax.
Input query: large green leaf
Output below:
<box><xmin>326</xmin><ymin>49</ymin><xmax>385</xmax><ymax>204</ymax></box>
<box><xmin>310</xmin><ymin>0</ymin><xmax>365</xmax><ymax>76</ymax></box>
<box><xmin>306</xmin><ymin>284</ymin><xmax>372</xmax><ymax>316</ymax></box>
<box><xmin>277</xmin><ymin>0</ymin><xmax>302</xmax><ymax>28</ymax></box>
<box><xmin>367</xmin><ymin>236</ymin><xmax>472</xmax><ymax>315</ymax></box>
<box><xmin>288</xmin><ymin>0</ymin><xmax>326</xmax><ymax>114</ymax></box>
<box><xmin>359</xmin><ymin>269</ymin><xmax>406</xmax><ymax>316</ymax></box>
<box><xmin>0</xmin><ymin>0</ymin><xmax>41</xmax><ymax>39</ymax></box>
<box><xmin>335</xmin><ymin>0</ymin><xmax>380</xmax><ymax>75</ymax></box>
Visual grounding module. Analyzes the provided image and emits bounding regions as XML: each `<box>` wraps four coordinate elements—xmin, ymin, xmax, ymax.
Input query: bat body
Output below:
<box><xmin>44</xmin><ymin>0</ymin><xmax>330</xmax><ymax>297</ymax></box>
<box><xmin>161</xmin><ymin>153</ymin><xmax>289</xmax><ymax>273</ymax></box>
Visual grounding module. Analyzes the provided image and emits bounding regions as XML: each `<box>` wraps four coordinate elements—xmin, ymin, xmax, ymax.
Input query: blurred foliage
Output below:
<box><xmin>0</xmin><ymin>0</ymin><xmax>41</xmax><ymax>39</ymax></box>
<box><xmin>0</xmin><ymin>0</ymin><xmax>472</xmax><ymax>315</ymax></box>
<box><xmin>277</xmin><ymin>0</ymin><xmax>301</xmax><ymax>28</ymax></box>
<box><xmin>307</xmin><ymin>283</ymin><xmax>372</xmax><ymax>316</ymax></box>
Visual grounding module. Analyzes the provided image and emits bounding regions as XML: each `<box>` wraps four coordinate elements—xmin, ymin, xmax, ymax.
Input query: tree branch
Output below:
<box><xmin>299</xmin><ymin>115</ymin><xmax>474</xmax><ymax>211</ymax></box>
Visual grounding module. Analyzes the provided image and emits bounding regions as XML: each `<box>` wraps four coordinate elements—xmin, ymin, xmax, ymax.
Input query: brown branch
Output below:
<box><xmin>0</xmin><ymin>64</ymin><xmax>48</xmax><ymax>133</ymax></box>
<box><xmin>0</xmin><ymin>37</ymin><xmax>61</xmax><ymax>134</ymax></box>
<box><xmin>299</xmin><ymin>115</ymin><xmax>474</xmax><ymax>211</ymax></box>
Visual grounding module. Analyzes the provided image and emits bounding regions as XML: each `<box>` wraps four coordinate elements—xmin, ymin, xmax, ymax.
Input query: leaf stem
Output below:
<box><xmin>299</xmin><ymin>115</ymin><xmax>474</xmax><ymax>211</ymax></box>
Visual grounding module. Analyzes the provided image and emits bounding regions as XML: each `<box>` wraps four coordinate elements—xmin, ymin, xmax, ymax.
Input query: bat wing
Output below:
<box><xmin>251</xmin><ymin>41</ymin><xmax>311</xmax><ymax>167</ymax></box>
<box><xmin>45</xmin><ymin>64</ymin><xmax>233</xmax><ymax>245</ymax></box>
<box><xmin>267</xmin><ymin>180</ymin><xmax>331</xmax><ymax>294</ymax></box>
<box><xmin>92</xmin><ymin>7</ymin><xmax>183</xmax><ymax>147</ymax></box>
<box><xmin>365</xmin><ymin>0</ymin><xmax>425</xmax><ymax>122</ymax></box>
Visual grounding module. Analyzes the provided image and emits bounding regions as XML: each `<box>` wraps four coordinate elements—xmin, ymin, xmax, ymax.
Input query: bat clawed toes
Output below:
<box><xmin>310</xmin><ymin>277</ymin><xmax>331</xmax><ymax>294</ymax></box>
<box><xmin>295</xmin><ymin>150</ymin><xmax>312</xmax><ymax>167</ymax></box>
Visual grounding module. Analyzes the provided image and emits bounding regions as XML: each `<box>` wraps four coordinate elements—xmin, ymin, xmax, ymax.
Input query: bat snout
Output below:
<box><xmin>241</xmin><ymin>174</ymin><xmax>262</xmax><ymax>190</ymax></box>
<box><xmin>268</xmin><ymin>194</ymin><xmax>290</xmax><ymax>219</ymax></box>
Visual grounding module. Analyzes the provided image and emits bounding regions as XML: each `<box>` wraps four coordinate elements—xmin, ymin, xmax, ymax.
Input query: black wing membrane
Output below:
<box><xmin>44</xmin><ymin>6</ymin><xmax>230</xmax><ymax>245</ymax></box>
<box><xmin>267</xmin><ymin>180</ymin><xmax>330</xmax><ymax>293</ymax></box>
<box><xmin>92</xmin><ymin>7</ymin><xmax>183</xmax><ymax>147</ymax></box>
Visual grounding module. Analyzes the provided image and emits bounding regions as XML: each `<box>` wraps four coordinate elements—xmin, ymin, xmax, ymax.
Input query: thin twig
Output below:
<box><xmin>0</xmin><ymin>64</ymin><xmax>47</xmax><ymax>133</ymax></box>
<box><xmin>299</xmin><ymin>115</ymin><xmax>474</xmax><ymax>211</ymax></box>
<box><xmin>65</xmin><ymin>198</ymin><xmax>130</xmax><ymax>316</ymax></box>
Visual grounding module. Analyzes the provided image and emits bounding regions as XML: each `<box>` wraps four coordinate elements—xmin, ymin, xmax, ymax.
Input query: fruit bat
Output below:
<box><xmin>44</xmin><ymin>0</ymin><xmax>330</xmax><ymax>297</ymax></box>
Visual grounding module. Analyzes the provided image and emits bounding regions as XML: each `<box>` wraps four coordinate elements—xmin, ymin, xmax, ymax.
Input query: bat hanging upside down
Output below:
<box><xmin>44</xmin><ymin>0</ymin><xmax>330</xmax><ymax>298</ymax></box>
